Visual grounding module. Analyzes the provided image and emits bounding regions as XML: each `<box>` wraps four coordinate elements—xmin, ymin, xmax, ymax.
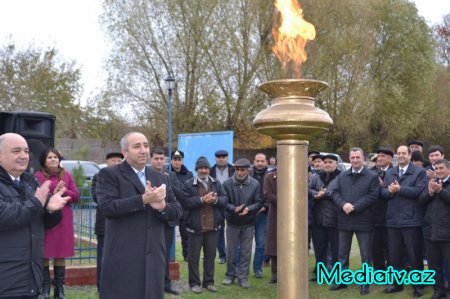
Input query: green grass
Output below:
<box><xmin>65</xmin><ymin>239</ymin><xmax>436</xmax><ymax>298</ymax></box>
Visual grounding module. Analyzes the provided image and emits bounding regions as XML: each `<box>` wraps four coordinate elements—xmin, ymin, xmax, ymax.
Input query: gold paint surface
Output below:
<box><xmin>253</xmin><ymin>79</ymin><xmax>333</xmax><ymax>299</ymax></box>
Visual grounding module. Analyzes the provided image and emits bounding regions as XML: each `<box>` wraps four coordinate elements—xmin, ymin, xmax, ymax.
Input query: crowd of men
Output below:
<box><xmin>308</xmin><ymin>141</ymin><xmax>450</xmax><ymax>298</ymax></box>
<box><xmin>1</xmin><ymin>131</ymin><xmax>449</xmax><ymax>299</ymax></box>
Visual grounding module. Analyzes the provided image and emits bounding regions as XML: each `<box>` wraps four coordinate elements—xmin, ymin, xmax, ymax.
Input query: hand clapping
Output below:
<box><xmin>142</xmin><ymin>181</ymin><xmax>166</xmax><ymax>211</ymax></box>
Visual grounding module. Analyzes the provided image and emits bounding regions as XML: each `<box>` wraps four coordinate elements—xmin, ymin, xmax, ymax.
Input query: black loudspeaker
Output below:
<box><xmin>0</xmin><ymin>111</ymin><xmax>56</xmax><ymax>173</ymax></box>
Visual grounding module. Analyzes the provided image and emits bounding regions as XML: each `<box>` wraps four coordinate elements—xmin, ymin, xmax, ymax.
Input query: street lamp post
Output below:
<box><xmin>164</xmin><ymin>73</ymin><xmax>175</xmax><ymax>160</ymax></box>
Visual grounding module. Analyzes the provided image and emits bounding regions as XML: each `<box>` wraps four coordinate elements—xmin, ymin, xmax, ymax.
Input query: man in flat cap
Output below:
<box><xmin>91</xmin><ymin>151</ymin><xmax>124</xmax><ymax>291</ymax></box>
<box><xmin>308</xmin><ymin>150</ymin><xmax>321</xmax><ymax>175</ymax></box>
<box><xmin>408</xmin><ymin>140</ymin><xmax>431</xmax><ymax>168</ymax></box>
<box><xmin>312</xmin><ymin>154</ymin><xmax>325</xmax><ymax>173</ymax></box>
<box><xmin>210</xmin><ymin>149</ymin><xmax>235</xmax><ymax>264</ymax></box>
<box><xmin>369</xmin><ymin>147</ymin><xmax>394</xmax><ymax>272</ymax></box>
<box><xmin>222</xmin><ymin>158</ymin><xmax>263</xmax><ymax>289</ymax></box>
<box><xmin>170</xmin><ymin>150</ymin><xmax>193</xmax><ymax>261</ymax></box>
<box><xmin>308</xmin><ymin>154</ymin><xmax>341</xmax><ymax>281</ymax></box>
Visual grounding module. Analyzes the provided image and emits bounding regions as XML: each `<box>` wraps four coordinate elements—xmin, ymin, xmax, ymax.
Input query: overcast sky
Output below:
<box><xmin>0</xmin><ymin>0</ymin><xmax>448</xmax><ymax>106</ymax></box>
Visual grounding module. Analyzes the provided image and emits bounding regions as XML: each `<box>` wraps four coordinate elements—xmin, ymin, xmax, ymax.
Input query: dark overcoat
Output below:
<box><xmin>329</xmin><ymin>167</ymin><xmax>380</xmax><ymax>232</ymax></box>
<box><xmin>0</xmin><ymin>166</ymin><xmax>61</xmax><ymax>297</ymax></box>
<box><xmin>97</xmin><ymin>161</ymin><xmax>182</xmax><ymax>299</ymax></box>
<box><xmin>380</xmin><ymin>163</ymin><xmax>427</xmax><ymax>228</ymax></box>
<box><xmin>264</xmin><ymin>171</ymin><xmax>277</xmax><ymax>256</ymax></box>
<box><xmin>418</xmin><ymin>179</ymin><xmax>450</xmax><ymax>241</ymax></box>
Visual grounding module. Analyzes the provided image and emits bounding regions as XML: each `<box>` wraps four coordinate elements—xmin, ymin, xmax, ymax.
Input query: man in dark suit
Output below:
<box><xmin>308</xmin><ymin>154</ymin><xmax>341</xmax><ymax>281</ymax></box>
<box><xmin>329</xmin><ymin>147</ymin><xmax>379</xmax><ymax>295</ymax></box>
<box><xmin>381</xmin><ymin>145</ymin><xmax>427</xmax><ymax>297</ymax></box>
<box><xmin>369</xmin><ymin>147</ymin><xmax>394</xmax><ymax>271</ymax></box>
<box><xmin>210</xmin><ymin>149</ymin><xmax>235</xmax><ymax>264</ymax></box>
<box><xmin>91</xmin><ymin>151</ymin><xmax>123</xmax><ymax>292</ymax></box>
<box><xmin>426</xmin><ymin>145</ymin><xmax>445</xmax><ymax>180</ymax></box>
<box><xmin>97</xmin><ymin>132</ymin><xmax>182</xmax><ymax>299</ymax></box>
<box><xmin>419</xmin><ymin>159</ymin><xmax>450</xmax><ymax>299</ymax></box>
<box><xmin>150</xmin><ymin>147</ymin><xmax>183</xmax><ymax>295</ymax></box>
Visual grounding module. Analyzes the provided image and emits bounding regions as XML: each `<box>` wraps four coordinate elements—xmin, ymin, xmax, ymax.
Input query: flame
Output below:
<box><xmin>272</xmin><ymin>0</ymin><xmax>316</xmax><ymax>78</ymax></box>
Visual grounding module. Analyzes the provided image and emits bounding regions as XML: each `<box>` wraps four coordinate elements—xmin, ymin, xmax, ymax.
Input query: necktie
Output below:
<box><xmin>399</xmin><ymin>169</ymin><xmax>404</xmax><ymax>178</ymax></box>
<box><xmin>138</xmin><ymin>171</ymin><xmax>146</xmax><ymax>187</ymax></box>
<box><xmin>13</xmin><ymin>179</ymin><xmax>21</xmax><ymax>186</ymax></box>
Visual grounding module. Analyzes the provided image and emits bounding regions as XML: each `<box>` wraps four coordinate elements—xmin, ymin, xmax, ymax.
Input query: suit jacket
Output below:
<box><xmin>381</xmin><ymin>162</ymin><xmax>427</xmax><ymax>228</ymax></box>
<box><xmin>97</xmin><ymin>161</ymin><xmax>182</xmax><ymax>299</ymax></box>
<box><xmin>329</xmin><ymin>167</ymin><xmax>380</xmax><ymax>232</ymax></box>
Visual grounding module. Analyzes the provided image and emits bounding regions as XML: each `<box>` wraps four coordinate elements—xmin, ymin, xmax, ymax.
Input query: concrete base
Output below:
<box><xmin>59</xmin><ymin>262</ymin><xmax>180</xmax><ymax>285</ymax></box>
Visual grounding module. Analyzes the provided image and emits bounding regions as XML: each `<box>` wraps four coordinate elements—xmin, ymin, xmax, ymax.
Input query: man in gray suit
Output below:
<box><xmin>97</xmin><ymin>132</ymin><xmax>182</xmax><ymax>299</ymax></box>
<box><xmin>328</xmin><ymin>147</ymin><xmax>380</xmax><ymax>295</ymax></box>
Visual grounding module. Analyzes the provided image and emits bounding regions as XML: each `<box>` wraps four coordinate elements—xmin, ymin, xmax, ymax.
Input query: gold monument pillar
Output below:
<box><xmin>253</xmin><ymin>79</ymin><xmax>333</xmax><ymax>298</ymax></box>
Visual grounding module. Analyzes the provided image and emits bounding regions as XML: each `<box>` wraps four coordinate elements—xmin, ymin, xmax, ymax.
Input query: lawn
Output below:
<box><xmin>65</xmin><ymin>240</ymin><xmax>436</xmax><ymax>298</ymax></box>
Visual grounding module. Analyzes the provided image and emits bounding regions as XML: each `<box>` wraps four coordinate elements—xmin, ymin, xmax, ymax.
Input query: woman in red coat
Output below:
<box><xmin>35</xmin><ymin>148</ymin><xmax>80</xmax><ymax>299</ymax></box>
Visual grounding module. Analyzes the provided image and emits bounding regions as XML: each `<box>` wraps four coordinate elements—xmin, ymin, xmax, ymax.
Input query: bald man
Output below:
<box><xmin>0</xmin><ymin>133</ymin><xmax>68</xmax><ymax>298</ymax></box>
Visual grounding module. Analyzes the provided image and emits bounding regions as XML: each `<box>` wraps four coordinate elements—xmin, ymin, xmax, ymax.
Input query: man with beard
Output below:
<box><xmin>381</xmin><ymin>145</ymin><xmax>427</xmax><ymax>297</ymax></box>
<box><xmin>97</xmin><ymin>132</ymin><xmax>182</xmax><ymax>299</ymax></box>
<box><xmin>170</xmin><ymin>150</ymin><xmax>193</xmax><ymax>262</ymax></box>
<box><xmin>222</xmin><ymin>158</ymin><xmax>263</xmax><ymax>289</ymax></box>
<box><xmin>308</xmin><ymin>154</ymin><xmax>341</xmax><ymax>281</ymax></box>
<box><xmin>150</xmin><ymin>147</ymin><xmax>183</xmax><ymax>295</ymax></box>
<box><xmin>419</xmin><ymin>159</ymin><xmax>450</xmax><ymax>299</ymax></box>
<box><xmin>181</xmin><ymin>157</ymin><xmax>227</xmax><ymax>294</ymax></box>
<box><xmin>250</xmin><ymin>153</ymin><xmax>269</xmax><ymax>278</ymax></box>
<box><xmin>210</xmin><ymin>150</ymin><xmax>235</xmax><ymax>264</ymax></box>
<box><xmin>369</xmin><ymin>147</ymin><xmax>394</xmax><ymax>271</ymax></box>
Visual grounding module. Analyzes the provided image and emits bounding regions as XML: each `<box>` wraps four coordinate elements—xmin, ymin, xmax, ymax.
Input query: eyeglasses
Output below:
<box><xmin>216</xmin><ymin>155</ymin><xmax>227</xmax><ymax>158</ymax></box>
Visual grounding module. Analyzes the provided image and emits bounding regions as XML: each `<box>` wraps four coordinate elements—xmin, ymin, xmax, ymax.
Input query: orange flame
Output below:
<box><xmin>272</xmin><ymin>0</ymin><xmax>316</xmax><ymax>78</ymax></box>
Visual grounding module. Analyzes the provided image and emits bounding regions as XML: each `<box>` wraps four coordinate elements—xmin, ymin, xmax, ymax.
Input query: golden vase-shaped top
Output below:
<box><xmin>253</xmin><ymin>79</ymin><xmax>333</xmax><ymax>140</ymax></box>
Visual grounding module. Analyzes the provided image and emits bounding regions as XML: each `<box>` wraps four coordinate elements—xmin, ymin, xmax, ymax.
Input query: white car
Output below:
<box><xmin>60</xmin><ymin>160</ymin><xmax>101</xmax><ymax>181</ymax></box>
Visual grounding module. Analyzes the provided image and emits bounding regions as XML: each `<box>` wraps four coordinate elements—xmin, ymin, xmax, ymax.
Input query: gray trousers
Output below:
<box><xmin>225</xmin><ymin>224</ymin><xmax>255</xmax><ymax>282</ymax></box>
<box><xmin>338</xmin><ymin>230</ymin><xmax>373</xmax><ymax>269</ymax></box>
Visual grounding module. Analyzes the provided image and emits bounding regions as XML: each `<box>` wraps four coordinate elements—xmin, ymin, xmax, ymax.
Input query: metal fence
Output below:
<box><xmin>68</xmin><ymin>186</ymin><xmax>97</xmax><ymax>264</ymax></box>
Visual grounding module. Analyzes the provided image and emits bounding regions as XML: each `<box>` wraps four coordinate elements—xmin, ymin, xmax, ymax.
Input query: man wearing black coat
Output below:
<box><xmin>181</xmin><ymin>156</ymin><xmax>227</xmax><ymax>294</ymax></box>
<box><xmin>381</xmin><ymin>145</ymin><xmax>427</xmax><ymax>297</ymax></box>
<box><xmin>150</xmin><ymin>147</ymin><xmax>183</xmax><ymax>295</ymax></box>
<box><xmin>418</xmin><ymin>159</ymin><xmax>450</xmax><ymax>299</ymax></box>
<box><xmin>0</xmin><ymin>133</ymin><xmax>67</xmax><ymax>298</ymax></box>
<box><xmin>369</xmin><ymin>147</ymin><xmax>394</xmax><ymax>271</ymax></box>
<box><xmin>222</xmin><ymin>158</ymin><xmax>263</xmax><ymax>289</ymax></box>
<box><xmin>170</xmin><ymin>150</ymin><xmax>193</xmax><ymax>261</ymax></box>
<box><xmin>91</xmin><ymin>151</ymin><xmax>123</xmax><ymax>292</ymax></box>
<box><xmin>329</xmin><ymin>147</ymin><xmax>379</xmax><ymax>295</ymax></box>
<box><xmin>308</xmin><ymin>154</ymin><xmax>341</xmax><ymax>280</ymax></box>
<box><xmin>210</xmin><ymin>149</ymin><xmax>235</xmax><ymax>264</ymax></box>
<box><xmin>97</xmin><ymin>132</ymin><xmax>182</xmax><ymax>299</ymax></box>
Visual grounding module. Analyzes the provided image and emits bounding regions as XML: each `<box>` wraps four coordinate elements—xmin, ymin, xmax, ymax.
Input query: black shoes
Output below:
<box><xmin>218</xmin><ymin>258</ymin><xmax>226</xmax><ymax>264</ymax></box>
<box><xmin>360</xmin><ymin>285</ymin><xmax>370</xmax><ymax>295</ymax></box>
<box><xmin>329</xmin><ymin>284</ymin><xmax>347</xmax><ymax>291</ymax></box>
<box><xmin>413</xmin><ymin>286</ymin><xmax>424</xmax><ymax>297</ymax></box>
<box><xmin>164</xmin><ymin>286</ymin><xmax>180</xmax><ymax>295</ymax></box>
<box><xmin>430</xmin><ymin>289</ymin><xmax>446</xmax><ymax>299</ymax></box>
<box><xmin>383</xmin><ymin>284</ymin><xmax>404</xmax><ymax>293</ymax></box>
